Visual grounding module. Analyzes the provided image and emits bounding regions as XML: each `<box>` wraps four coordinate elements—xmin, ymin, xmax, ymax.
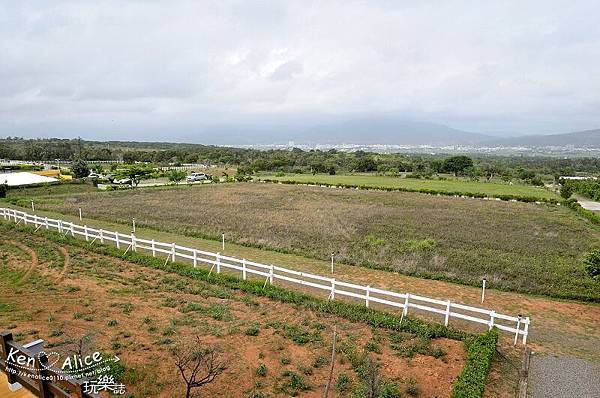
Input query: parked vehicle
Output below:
<box><xmin>114</xmin><ymin>178</ymin><xmax>132</xmax><ymax>185</ymax></box>
<box><xmin>88</xmin><ymin>173</ymin><xmax>100</xmax><ymax>179</ymax></box>
<box><xmin>186</xmin><ymin>172</ymin><xmax>207</xmax><ymax>182</ymax></box>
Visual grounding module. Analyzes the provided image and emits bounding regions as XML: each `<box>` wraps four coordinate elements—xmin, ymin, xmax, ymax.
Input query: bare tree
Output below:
<box><xmin>172</xmin><ymin>336</ymin><xmax>226</xmax><ymax>398</ymax></box>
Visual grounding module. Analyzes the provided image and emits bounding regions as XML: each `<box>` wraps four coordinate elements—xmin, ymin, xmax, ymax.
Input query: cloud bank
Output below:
<box><xmin>1</xmin><ymin>0</ymin><xmax>599</xmax><ymax>141</ymax></box>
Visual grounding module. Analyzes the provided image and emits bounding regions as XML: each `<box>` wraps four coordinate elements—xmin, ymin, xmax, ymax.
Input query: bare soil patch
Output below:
<box><xmin>0</xmin><ymin>230</ymin><xmax>468</xmax><ymax>397</ymax></box>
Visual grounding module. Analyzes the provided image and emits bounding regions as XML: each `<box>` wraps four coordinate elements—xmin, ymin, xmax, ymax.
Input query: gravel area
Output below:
<box><xmin>528</xmin><ymin>354</ymin><xmax>600</xmax><ymax>398</ymax></box>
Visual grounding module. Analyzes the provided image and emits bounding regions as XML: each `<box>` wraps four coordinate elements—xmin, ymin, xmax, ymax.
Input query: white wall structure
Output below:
<box><xmin>0</xmin><ymin>172</ymin><xmax>58</xmax><ymax>187</ymax></box>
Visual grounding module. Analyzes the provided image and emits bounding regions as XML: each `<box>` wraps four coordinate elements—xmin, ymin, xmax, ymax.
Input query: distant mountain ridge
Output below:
<box><xmin>480</xmin><ymin>129</ymin><xmax>600</xmax><ymax>147</ymax></box>
<box><xmin>195</xmin><ymin>118</ymin><xmax>600</xmax><ymax>147</ymax></box>
<box><xmin>194</xmin><ymin>118</ymin><xmax>493</xmax><ymax>146</ymax></box>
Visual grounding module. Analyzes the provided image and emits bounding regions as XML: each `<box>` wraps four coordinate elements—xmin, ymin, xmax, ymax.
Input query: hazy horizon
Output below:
<box><xmin>1</xmin><ymin>1</ymin><xmax>600</xmax><ymax>143</ymax></box>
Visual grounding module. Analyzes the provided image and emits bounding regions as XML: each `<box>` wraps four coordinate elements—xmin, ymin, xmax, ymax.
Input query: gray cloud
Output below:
<box><xmin>0</xmin><ymin>0</ymin><xmax>599</xmax><ymax>141</ymax></box>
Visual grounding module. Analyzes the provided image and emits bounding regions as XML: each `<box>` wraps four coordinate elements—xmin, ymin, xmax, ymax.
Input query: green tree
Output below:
<box><xmin>168</xmin><ymin>170</ymin><xmax>187</xmax><ymax>184</ymax></box>
<box><xmin>71</xmin><ymin>158</ymin><xmax>90</xmax><ymax>179</ymax></box>
<box><xmin>560</xmin><ymin>183</ymin><xmax>573</xmax><ymax>199</ymax></box>
<box><xmin>442</xmin><ymin>156</ymin><xmax>474</xmax><ymax>176</ymax></box>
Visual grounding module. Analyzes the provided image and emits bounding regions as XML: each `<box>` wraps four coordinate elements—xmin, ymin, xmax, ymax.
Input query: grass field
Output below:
<box><xmin>0</xmin><ymin>228</ymin><xmax>479</xmax><ymax>397</ymax></box>
<box><xmin>6</xmin><ymin>182</ymin><xmax>598</xmax><ymax>301</ymax></box>
<box><xmin>259</xmin><ymin>173</ymin><xmax>559</xmax><ymax>200</ymax></box>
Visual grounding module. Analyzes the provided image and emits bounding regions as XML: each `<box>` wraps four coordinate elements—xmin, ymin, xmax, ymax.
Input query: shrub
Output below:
<box><xmin>255</xmin><ymin>363</ymin><xmax>267</xmax><ymax>377</ymax></box>
<box><xmin>560</xmin><ymin>183</ymin><xmax>573</xmax><ymax>199</ymax></box>
<box><xmin>584</xmin><ymin>250</ymin><xmax>600</xmax><ymax>280</ymax></box>
<box><xmin>276</xmin><ymin>371</ymin><xmax>311</xmax><ymax>396</ymax></box>
<box><xmin>406</xmin><ymin>378</ymin><xmax>420</xmax><ymax>396</ymax></box>
<box><xmin>336</xmin><ymin>373</ymin><xmax>352</xmax><ymax>393</ymax></box>
<box><xmin>0</xmin><ymin>184</ymin><xmax>7</xmax><ymax>198</ymax></box>
<box><xmin>245</xmin><ymin>322</ymin><xmax>260</xmax><ymax>336</ymax></box>
<box><xmin>451</xmin><ymin>328</ymin><xmax>498</xmax><ymax>398</ymax></box>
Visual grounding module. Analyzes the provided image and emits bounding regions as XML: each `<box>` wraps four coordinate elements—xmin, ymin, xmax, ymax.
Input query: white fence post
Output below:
<box><xmin>99</xmin><ymin>229</ymin><xmax>104</xmax><ymax>244</ymax></box>
<box><xmin>58</xmin><ymin>220</ymin><xmax>63</xmax><ymax>234</ymax></box>
<box><xmin>445</xmin><ymin>300</ymin><xmax>451</xmax><ymax>326</ymax></box>
<box><xmin>216</xmin><ymin>253</ymin><xmax>221</xmax><ymax>273</ymax></box>
<box><xmin>330</xmin><ymin>278</ymin><xmax>335</xmax><ymax>300</ymax></box>
<box><xmin>151</xmin><ymin>239</ymin><xmax>156</xmax><ymax>257</ymax></box>
<box><xmin>84</xmin><ymin>225</ymin><xmax>89</xmax><ymax>241</ymax></box>
<box><xmin>489</xmin><ymin>310</ymin><xmax>496</xmax><ymax>330</ymax></box>
<box><xmin>269</xmin><ymin>265</ymin><xmax>274</xmax><ymax>284</ymax></box>
<box><xmin>402</xmin><ymin>293</ymin><xmax>410</xmax><ymax>318</ymax></box>
<box><xmin>523</xmin><ymin>317</ymin><xmax>530</xmax><ymax>345</ymax></box>
<box><xmin>45</xmin><ymin>217</ymin><xmax>49</xmax><ymax>229</ymax></box>
<box><xmin>132</xmin><ymin>234</ymin><xmax>136</xmax><ymax>252</ymax></box>
<box><xmin>365</xmin><ymin>285</ymin><xmax>370</xmax><ymax>308</ymax></box>
<box><xmin>171</xmin><ymin>243</ymin><xmax>176</xmax><ymax>263</ymax></box>
<box><xmin>514</xmin><ymin>316</ymin><xmax>522</xmax><ymax>346</ymax></box>
<box><xmin>115</xmin><ymin>232</ymin><xmax>120</xmax><ymax>249</ymax></box>
<box><xmin>242</xmin><ymin>259</ymin><xmax>247</xmax><ymax>280</ymax></box>
<box><xmin>193</xmin><ymin>250</ymin><xmax>197</xmax><ymax>267</ymax></box>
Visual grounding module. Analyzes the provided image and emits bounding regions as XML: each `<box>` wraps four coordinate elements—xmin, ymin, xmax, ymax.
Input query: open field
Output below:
<box><xmin>0</xmin><ymin>228</ymin><xmax>485</xmax><ymax>397</ymax></box>
<box><xmin>259</xmin><ymin>173</ymin><xmax>559</xmax><ymax>200</ymax></box>
<box><xmin>7</xmin><ymin>182</ymin><xmax>599</xmax><ymax>301</ymax></box>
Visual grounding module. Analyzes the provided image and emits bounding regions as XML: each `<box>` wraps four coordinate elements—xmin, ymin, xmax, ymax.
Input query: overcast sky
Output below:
<box><xmin>1</xmin><ymin>0</ymin><xmax>599</xmax><ymax>142</ymax></box>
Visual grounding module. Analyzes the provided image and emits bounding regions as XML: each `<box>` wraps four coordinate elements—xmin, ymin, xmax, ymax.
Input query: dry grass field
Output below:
<box><xmin>0</xmin><ymin>228</ymin><xmax>479</xmax><ymax>398</ymax></box>
<box><xmin>8</xmin><ymin>182</ymin><xmax>599</xmax><ymax>301</ymax></box>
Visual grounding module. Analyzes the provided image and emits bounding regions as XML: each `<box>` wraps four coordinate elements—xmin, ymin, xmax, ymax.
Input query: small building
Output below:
<box><xmin>0</xmin><ymin>172</ymin><xmax>59</xmax><ymax>187</ymax></box>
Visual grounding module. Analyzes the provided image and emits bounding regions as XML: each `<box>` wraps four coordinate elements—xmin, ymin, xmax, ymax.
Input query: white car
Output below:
<box><xmin>186</xmin><ymin>172</ymin><xmax>207</xmax><ymax>182</ymax></box>
<box><xmin>114</xmin><ymin>178</ymin><xmax>132</xmax><ymax>185</ymax></box>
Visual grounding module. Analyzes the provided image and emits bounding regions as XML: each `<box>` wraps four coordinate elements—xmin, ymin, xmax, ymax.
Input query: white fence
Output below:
<box><xmin>0</xmin><ymin>207</ymin><xmax>530</xmax><ymax>344</ymax></box>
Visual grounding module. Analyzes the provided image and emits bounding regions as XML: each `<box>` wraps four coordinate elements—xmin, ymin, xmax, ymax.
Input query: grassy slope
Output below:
<box><xmin>4</xmin><ymin>182</ymin><xmax>599</xmax><ymax>301</ymax></box>
<box><xmin>260</xmin><ymin>173</ymin><xmax>559</xmax><ymax>200</ymax></box>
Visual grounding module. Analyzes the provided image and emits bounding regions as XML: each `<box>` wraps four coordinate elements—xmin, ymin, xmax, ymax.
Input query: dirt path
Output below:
<box><xmin>56</xmin><ymin>246</ymin><xmax>70</xmax><ymax>280</ymax></box>
<box><xmin>7</xmin><ymin>240</ymin><xmax>38</xmax><ymax>284</ymax></box>
<box><xmin>4</xmin><ymin>206</ymin><xmax>600</xmax><ymax>361</ymax></box>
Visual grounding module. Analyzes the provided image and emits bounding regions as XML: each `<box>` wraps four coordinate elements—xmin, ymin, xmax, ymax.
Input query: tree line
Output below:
<box><xmin>2</xmin><ymin>137</ymin><xmax>600</xmax><ymax>181</ymax></box>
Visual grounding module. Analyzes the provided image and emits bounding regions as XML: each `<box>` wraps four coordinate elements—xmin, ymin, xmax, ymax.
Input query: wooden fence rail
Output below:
<box><xmin>0</xmin><ymin>332</ymin><xmax>101</xmax><ymax>398</ymax></box>
<box><xmin>0</xmin><ymin>207</ymin><xmax>530</xmax><ymax>344</ymax></box>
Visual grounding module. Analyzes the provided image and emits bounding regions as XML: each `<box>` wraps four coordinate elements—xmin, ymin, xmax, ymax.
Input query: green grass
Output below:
<box><xmin>4</xmin><ymin>182</ymin><xmax>598</xmax><ymax>301</ymax></box>
<box><xmin>259</xmin><ymin>173</ymin><xmax>559</xmax><ymax>200</ymax></box>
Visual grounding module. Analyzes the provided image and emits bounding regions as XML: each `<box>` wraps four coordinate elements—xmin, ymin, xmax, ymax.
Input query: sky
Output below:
<box><xmin>1</xmin><ymin>0</ymin><xmax>599</xmax><ymax>142</ymax></box>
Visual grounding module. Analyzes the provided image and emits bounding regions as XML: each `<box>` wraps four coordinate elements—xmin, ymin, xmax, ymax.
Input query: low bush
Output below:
<box><xmin>451</xmin><ymin>328</ymin><xmax>498</xmax><ymax>398</ymax></box>
<box><xmin>255</xmin><ymin>363</ymin><xmax>267</xmax><ymax>377</ymax></box>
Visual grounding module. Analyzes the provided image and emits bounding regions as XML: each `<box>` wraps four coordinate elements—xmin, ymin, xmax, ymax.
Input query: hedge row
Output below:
<box><xmin>259</xmin><ymin>178</ymin><xmax>559</xmax><ymax>204</ymax></box>
<box><xmin>2</xmin><ymin>223</ymin><xmax>468</xmax><ymax>342</ymax></box>
<box><xmin>451</xmin><ymin>328</ymin><xmax>499</xmax><ymax>398</ymax></box>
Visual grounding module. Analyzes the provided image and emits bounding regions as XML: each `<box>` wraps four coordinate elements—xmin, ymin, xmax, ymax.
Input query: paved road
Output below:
<box><xmin>528</xmin><ymin>355</ymin><xmax>600</xmax><ymax>398</ymax></box>
<box><xmin>577</xmin><ymin>197</ymin><xmax>600</xmax><ymax>211</ymax></box>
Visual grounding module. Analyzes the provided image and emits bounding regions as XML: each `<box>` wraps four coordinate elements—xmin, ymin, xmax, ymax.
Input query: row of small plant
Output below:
<box><xmin>3</xmin><ymin>223</ymin><xmax>499</xmax><ymax>397</ymax></box>
<box><xmin>451</xmin><ymin>328</ymin><xmax>498</xmax><ymax>398</ymax></box>
<box><xmin>258</xmin><ymin>178</ymin><xmax>559</xmax><ymax>204</ymax></box>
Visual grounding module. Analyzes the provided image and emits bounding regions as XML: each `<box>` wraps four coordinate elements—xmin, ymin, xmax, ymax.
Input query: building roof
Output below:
<box><xmin>0</xmin><ymin>172</ymin><xmax>59</xmax><ymax>187</ymax></box>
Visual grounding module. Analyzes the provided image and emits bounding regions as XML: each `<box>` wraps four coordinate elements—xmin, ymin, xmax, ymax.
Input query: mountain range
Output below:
<box><xmin>198</xmin><ymin>118</ymin><xmax>600</xmax><ymax>147</ymax></box>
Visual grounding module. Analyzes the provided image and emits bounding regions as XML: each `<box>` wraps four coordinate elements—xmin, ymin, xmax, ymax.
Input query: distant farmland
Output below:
<box><xmin>11</xmin><ymin>182</ymin><xmax>598</xmax><ymax>301</ymax></box>
<box><xmin>259</xmin><ymin>173</ymin><xmax>559</xmax><ymax>200</ymax></box>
